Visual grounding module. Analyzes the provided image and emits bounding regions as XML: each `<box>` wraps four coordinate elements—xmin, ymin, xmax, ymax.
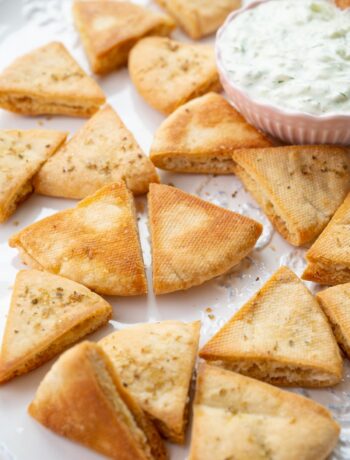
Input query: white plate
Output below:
<box><xmin>0</xmin><ymin>1</ymin><xmax>350</xmax><ymax>459</ymax></box>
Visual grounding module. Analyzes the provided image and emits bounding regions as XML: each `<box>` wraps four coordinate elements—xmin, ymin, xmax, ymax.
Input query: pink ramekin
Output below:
<box><xmin>216</xmin><ymin>0</ymin><xmax>350</xmax><ymax>145</ymax></box>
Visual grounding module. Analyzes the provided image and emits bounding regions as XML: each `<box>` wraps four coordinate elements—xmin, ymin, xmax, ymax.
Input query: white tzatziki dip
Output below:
<box><xmin>218</xmin><ymin>0</ymin><xmax>350</xmax><ymax>115</ymax></box>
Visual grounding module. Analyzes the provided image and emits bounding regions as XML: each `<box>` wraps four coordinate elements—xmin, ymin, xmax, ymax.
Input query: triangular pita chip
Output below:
<box><xmin>148</xmin><ymin>184</ymin><xmax>262</xmax><ymax>294</ymax></box>
<box><xmin>0</xmin><ymin>270</ymin><xmax>112</xmax><ymax>384</ymax></box>
<box><xmin>0</xmin><ymin>129</ymin><xmax>67</xmax><ymax>222</ymax></box>
<box><xmin>34</xmin><ymin>105</ymin><xmax>159</xmax><ymax>199</ymax></box>
<box><xmin>189</xmin><ymin>364</ymin><xmax>340</xmax><ymax>460</ymax></box>
<box><xmin>9</xmin><ymin>182</ymin><xmax>147</xmax><ymax>296</ymax></box>
<box><xmin>317</xmin><ymin>283</ymin><xmax>350</xmax><ymax>359</ymax></box>
<box><xmin>155</xmin><ymin>0</ymin><xmax>240</xmax><ymax>39</ymax></box>
<box><xmin>150</xmin><ymin>93</ymin><xmax>272</xmax><ymax>174</ymax></box>
<box><xmin>100</xmin><ymin>320</ymin><xmax>201</xmax><ymax>444</ymax></box>
<box><xmin>73</xmin><ymin>1</ymin><xmax>175</xmax><ymax>74</ymax></box>
<box><xmin>232</xmin><ymin>145</ymin><xmax>350</xmax><ymax>246</ymax></box>
<box><xmin>129</xmin><ymin>37</ymin><xmax>221</xmax><ymax>114</ymax></box>
<box><xmin>303</xmin><ymin>192</ymin><xmax>350</xmax><ymax>285</ymax></box>
<box><xmin>200</xmin><ymin>266</ymin><xmax>342</xmax><ymax>387</ymax></box>
<box><xmin>29</xmin><ymin>341</ymin><xmax>167</xmax><ymax>460</ymax></box>
<box><xmin>336</xmin><ymin>0</ymin><xmax>350</xmax><ymax>8</ymax></box>
<box><xmin>0</xmin><ymin>42</ymin><xmax>105</xmax><ymax>117</ymax></box>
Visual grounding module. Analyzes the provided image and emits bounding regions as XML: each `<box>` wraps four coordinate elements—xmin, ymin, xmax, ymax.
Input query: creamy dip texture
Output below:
<box><xmin>219</xmin><ymin>0</ymin><xmax>350</xmax><ymax>115</ymax></box>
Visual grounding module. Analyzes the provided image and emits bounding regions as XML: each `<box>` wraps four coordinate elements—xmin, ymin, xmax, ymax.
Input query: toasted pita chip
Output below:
<box><xmin>302</xmin><ymin>192</ymin><xmax>350</xmax><ymax>285</ymax></box>
<box><xmin>0</xmin><ymin>42</ymin><xmax>105</xmax><ymax>117</ymax></box>
<box><xmin>335</xmin><ymin>0</ymin><xmax>350</xmax><ymax>8</ymax></box>
<box><xmin>29</xmin><ymin>342</ymin><xmax>167</xmax><ymax>460</ymax></box>
<box><xmin>148</xmin><ymin>184</ymin><xmax>262</xmax><ymax>294</ymax></box>
<box><xmin>232</xmin><ymin>145</ymin><xmax>350</xmax><ymax>246</ymax></box>
<box><xmin>34</xmin><ymin>105</ymin><xmax>159</xmax><ymax>199</ymax></box>
<box><xmin>9</xmin><ymin>182</ymin><xmax>147</xmax><ymax>296</ymax></box>
<box><xmin>100</xmin><ymin>320</ymin><xmax>201</xmax><ymax>444</ymax></box>
<box><xmin>0</xmin><ymin>129</ymin><xmax>66</xmax><ymax>222</ymax></box>
<box><xmin>189</xmin><ymin>364</ymin><xmax>340</xmax><ymax>460</ymax></box>
<box><xmin>73</xmin><ymin>1</ymin><xmax>175</xmax><ymax>74</ymax></box>
<box><xmin>129</xmin><ymin>37</ymin><xmax>221</xmax><ymax>114</ymax></box>
<box><xmin>0</xmin><ymin>270</ymin><xmax>112</xmax><ymax>384</ymax></box>
<box><xmin>200</xmin><ymin>266</ymin><xmax>342</xmax><ymax>387</ymax></box>
<box><xmin>155</xmin><ymin>0</ymin><xmax>240</xmax><ymax>39</ymax></box>
<box><xmin>150</xmin><ymin>93</ymin><xmax>272</xmax><ymax>174</ymax></box>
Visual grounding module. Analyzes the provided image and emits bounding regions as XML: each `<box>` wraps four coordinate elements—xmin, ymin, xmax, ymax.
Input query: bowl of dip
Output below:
<box><xmin>216</xmin><ymin>0</ymin><xmax>350</xmax><ymax>145</ymax></box>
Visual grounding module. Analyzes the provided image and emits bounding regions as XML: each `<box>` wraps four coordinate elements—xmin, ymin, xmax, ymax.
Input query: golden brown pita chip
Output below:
<box><xmin>129</xmin><ymin>37</ymin><xmax>221</xmax><ymax>114</ymax></box>
<box><xmin>100</xmin><ymin>320</ymin><xmax>201</xmax><ymax>444</ymax></box>
<box><xmin>200</xmin><ymin>267</ymin><xmax>343</xmax><ymax>387</ymax></box>
<box><xmin>148</xmin><ymin>184</ymin><xmax>262</xmax><ymax>294</ymax></box>
<box><xmin>29</xmin><ymin>341</ymin><xmax>167</xmax><ymax>460</ymax></box>
<box><xmin>9</xmin><ymin>182</ymin><xmax>147</xmax><ymax>296</ymax></box>
<box><xmin>189</xmin><ymin>364</ymin><xmax>340</xmax><ymax>460</ymax></box>
<box><xmin>0</xmin><ymin>129</ymin><xmax>66</xmax><ymax>222</ymax></box>
<box><xmin>73</xmin><ymin>1</ymin><xmax>175</xmax><ymax>74</ymax></box>
<box><xmin>232</xmin><ymin>145</ymin><xmax>350</xmax><ymax>246</ymax></box>
<box><xmin>335</xmin><ymin>0</ymin><xmax>350</xmax><ymax>8</ymax></box>
<box><xmin>155</xmin><ymin>0</ymin><xmax>241</xmax><ymax>39</ymax></box>
<box><xmin>0</xmin><ymin>42</ymin><xmax>105</xmax><ymax>117</ymax></box>
<box><xmin>0</xmin><ymin>270</ymin><xmax>112</xmax><ymax>383</ymax></box>
<box><xmin>150</xmin><ymin>93</ymin><xmax>272</xmax><ymax>174</ymax></box>
<box><xmin>303</xmin><ymin>192</ymin><xmax>350</xmax><ymax>285</ymax></box>
<box><xmin>34</xmin><ymin>105</ymin><xmax>159</xmax><ymax>198</ymax></box>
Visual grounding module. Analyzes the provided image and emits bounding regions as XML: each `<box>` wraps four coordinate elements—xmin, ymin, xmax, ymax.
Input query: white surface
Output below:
<box><xmin>0</xmin><ymin>1</ymin><xmax>349</xmax><ymax>459</ymax></box>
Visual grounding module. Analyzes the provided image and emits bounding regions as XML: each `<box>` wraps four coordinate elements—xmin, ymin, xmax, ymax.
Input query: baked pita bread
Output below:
<box><xmin>9</xmin><ymin>182</ymin><xmax>147</xmax><ymax>296</ymax></box>
<box><xmin>189</xmin><ymin>364</ymin><xmax>340</xmax><ymax>460</ymax></box>
<box><xmin>232</xmin><ymin>145</ymin><xmax>350</xmax><ymax>246</ymax></box>
<box><xmin>34</xmin><ymin>105</ymin><xmax>159</xmax><ymax>198</ymax></box>
<box><xmin>335</xmin><ymin>0</ymin><xmax>350</xmax><ymax>8</ymax></box>
<box><xmin>302</xmin><ymin>192</ymin><xmax>350</xmax><ymax>285</ymax></box>
<box><xmin>129</xmin><ymin>37</ymin><xmax>221</xmax><ymax>114</ymax></box>
<box><xmin>150</xmin><ymin>93</ymin><xmax>272</xmax><ymax>174</ymax></box>
<box><xmin>29</xmin><ymin>341</ymin><xmax>167</xmax><ymax>460</ymax></box>
<box><xmin>155</xmin><ymin>0</ymin><xmax>241</xmax><ymax>39</ymax></box>
<box><xmin>0</xmin><ymin>270</ymin><xmax>112</xmax><ymax>384</ymax></box>
<box><xmin>100</xmin><ymin>320</ymin><xmax>201</xmax><ymax>444</ymax></box>
<box><xmin>73</xmin><ymin>1</ymin><xmax>175</xmax><ymax>74</ymax></box>
<box><xmin>200</xmin><ymin>266</ymin><xmax>343</xmax><ymax>387</ymax></box>
<box><xmin>0</xmin><ymin>129</ymin><xmax>67</xmax><ymax>222</ymax></box>
<box><xmin>148</xmin><ymin>184</ymin><xmax>262</xmax><ymax>294</ymax></box>
<box><xmin>0</xmin><ymin>42</ymin><xmax>105</xmax><ymax>117</ymax></box>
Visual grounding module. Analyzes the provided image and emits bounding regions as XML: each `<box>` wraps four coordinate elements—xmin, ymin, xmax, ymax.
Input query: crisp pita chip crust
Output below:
<box><xmin>335</xmin><ymin>0</ymin><xmax>350</xmax><ymax>8</ymax></box>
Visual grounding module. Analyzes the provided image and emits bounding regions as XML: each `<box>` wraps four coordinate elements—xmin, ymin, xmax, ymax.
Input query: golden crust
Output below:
<box><xmin>100</xmin><ymin>320</ymin><xmax>201</xmax><ymax>444</ymax></box>
<box><xmin>155</xmin><ymin>0</ymin><xmax>241</xmax><ymax>39</ymax></box>
<box><xmin>29</xmin><ymin>341</ymin><xmax>167</xmax><ymax>460</ymax></box>
<box><xmin>0</xmin><ymin>129</ymin><xmax>67</xmax><ymax>222</ymax></box>
<box><xmin>189</xmin><ymin>364</ymin><xmax>340</xmax><ymax>460</ymax></box>
<box><xmin>232</xmin><ymin>145</ymin><xmax>350</xmax><ymax>247</ymax></box>
<box><xmin>335</xmin><ymin>0</ymin><xmax>350</xmax><ymax>8</ymax></box>
<box><xmin>148</xmin><ymin>183</ymin><xmax>262</xmax><ymax>295</ymax></box>
<box><xmin>129</xmin><ymin>37</ymin><xmax>221</xmax><ymax>114</ymax></box>
<box><xmin>150</xmin><ymin>93</ymin><xmax>272</xmax><ymax>174</ymax></box>
<box><xmin>0</xmin><ymin>270</ymin><xmax>112</xmax><ymax>383</ymax></box>
<box><xmin>73</xmin><ymin>1</ymin><xmax>175</xmax><ymax>74</ymax></box>
<box><xmin>34</xmin><ymin>105</ymin><xmax>159</xmax><ymax>198</ymax></box>
<box><xmin>302</xmin><ymin>192</ymin><xmax>350</xmax><ymax>285</ymax></box>
<box><xmin>9</xmin><ymin>182</ymin><xmax>147</xmax><ymax>296</ymax></box>
<box><xmin>0</xmin><ymin>42</ymin><xmax>105</xmax><ymax>117</ymax></box>
<box><xmin>200</xmin><ymin>266</ymin><xmax>343</xmax><ymax>387</ymax></box>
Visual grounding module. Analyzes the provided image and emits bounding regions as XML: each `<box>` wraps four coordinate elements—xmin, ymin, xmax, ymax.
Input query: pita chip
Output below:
<box><xmin>335</xmin><ymin>0</ymin><xmax>350</xmax><ymax>8</ymax></box>
<box><xmin>0</xmin><ymin>42</ymin><xmax>105</xmax><ymax>117</ymax></box>
<box><xmin>0</xmin><ymin>270</ymin><xmax>112</xmax><ymax>384</ymax></box>
<box><xmin>232</xmin><ymin>145</ymin><xmax>350</xmax><ymax>246</ymax></box>
<box><xmin>189</xmin><ymin>364</ymin><xmax>340</xmax><ymax>460</ymax></box>
<box><xmin>150</xmin><ymin>93</ymin><xmax>272</xmax><ymax>174</ymax></box>
<box><xmin>100</xmin><ymin>320</ymin><xmax>201</xmax><ymax>444</ymax></box>
<box><xmin>29</xmin><ymin>341</ymin><xmax>167</xmax><ymax>460</ymax></box>
<box><xmin>0</xmin><ymin>129</ymin><xmax>67</xmax><ymax>222</ymax></box>
<box><xmin>9</xmin><ymin>182</ymin><xmax>147</xmax><ymax>296</ymax></box>
<box><xmin>200</xmin><ymin>266</ymin><xmax>343</xmax><ymax>387</ymax></box>
<box><xmin>129</xmin><ymin>37</ymin><xmax>221</xmax><ymax>114</ymax></box>
<box><xmin>148</xmin><ymin>184</ymin><xmax>262</xmax><ymax>294</ymax></box>
<box><xmin>34</xmin><ymin>105</ymin><xmax>159</xmax><ymax>199</ymax></box>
